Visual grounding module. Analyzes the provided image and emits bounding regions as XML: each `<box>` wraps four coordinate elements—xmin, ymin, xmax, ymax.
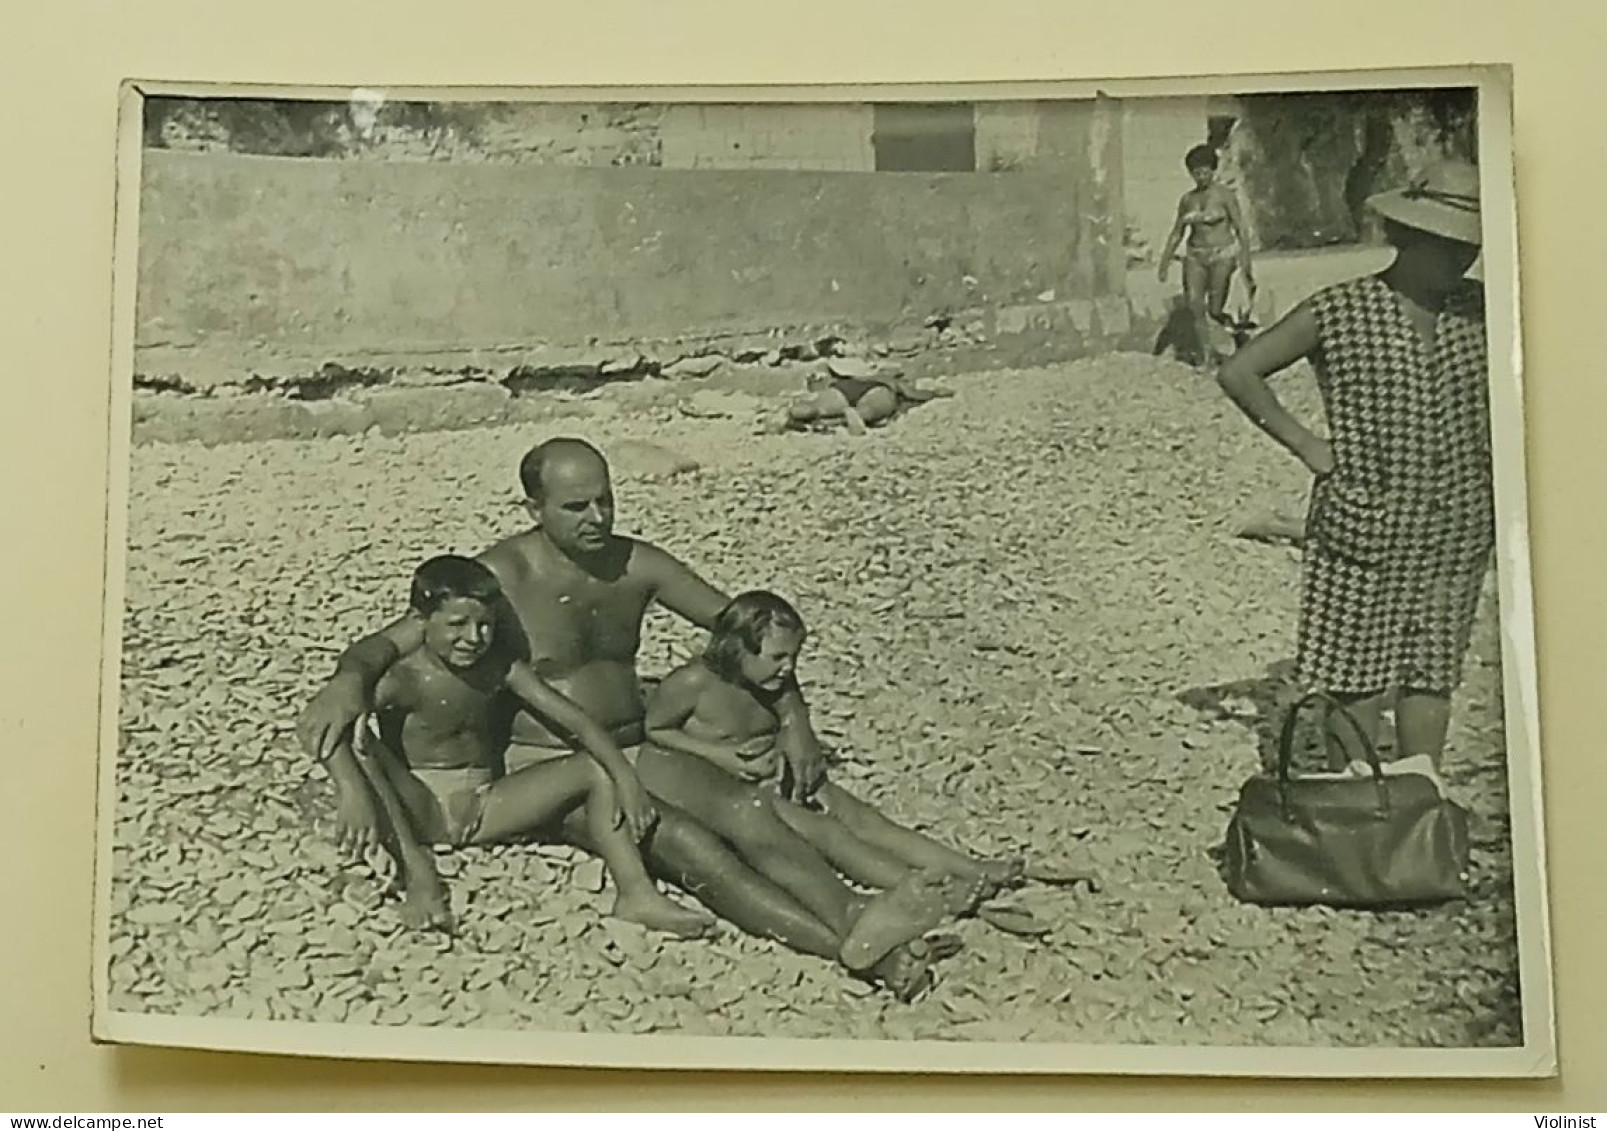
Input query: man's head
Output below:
<box><xmin>519</xmin><ymin>438</ymin><xmax>616</xmax><ymax>556</ymax></box>
<box><xmin>409</xmin><ymin>554</ymin><xmax>502</xmax><ymax>670</ymax></box>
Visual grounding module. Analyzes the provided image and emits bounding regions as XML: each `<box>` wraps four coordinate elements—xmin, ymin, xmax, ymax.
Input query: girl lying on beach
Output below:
<box><xmin>637</xmin><ymin>590</ymin><xmax>1036</xmax><ymax>970</ymax></box>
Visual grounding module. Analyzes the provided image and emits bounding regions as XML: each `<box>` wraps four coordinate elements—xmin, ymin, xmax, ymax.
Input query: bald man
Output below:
<box><xmin>297</xmin><ymin>438</ymin><xmax>950</xmax><ymax>1000</ymax></box>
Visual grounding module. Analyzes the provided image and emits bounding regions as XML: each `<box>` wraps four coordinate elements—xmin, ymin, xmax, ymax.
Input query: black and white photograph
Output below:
<box><xmin>92</xmin><ymin>68</ymin><xmax>1553</xmax><ymax>1076</ymax></box>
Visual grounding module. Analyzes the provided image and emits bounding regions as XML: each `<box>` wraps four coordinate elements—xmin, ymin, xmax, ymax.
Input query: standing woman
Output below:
<box><xmin>1215</xmin><ymin>160</ymin><xmax>1490</xmax><ymax>783</ymax></box>
<box><xmin>1159</xmin><ymin>144</ymin><xmax>1256</xmax><ymax>367</ymax></box>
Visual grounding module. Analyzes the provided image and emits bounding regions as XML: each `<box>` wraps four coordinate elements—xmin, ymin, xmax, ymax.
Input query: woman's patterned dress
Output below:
<box><xmin>1296</xmin><ymin>275</ymin><xmax>1497</xmax><ymax>695</ymax></box>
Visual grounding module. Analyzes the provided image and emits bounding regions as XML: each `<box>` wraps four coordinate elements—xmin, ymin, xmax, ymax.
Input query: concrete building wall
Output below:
<box><xmin>134</xmin><ymin>144</ymin><xmax>1123</xmax><ymax>383</ymax></box>
<box><xmin>660</xmin><ymin>103</ymin><xmax>873</xmax><ymax>171</ymax></box>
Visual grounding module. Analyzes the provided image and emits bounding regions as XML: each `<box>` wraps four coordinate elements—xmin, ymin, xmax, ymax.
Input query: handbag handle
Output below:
<box><xmin>1274</xmin><ymin>691</ymin><xmax>1391</xmax><ymax>815</ymax></box>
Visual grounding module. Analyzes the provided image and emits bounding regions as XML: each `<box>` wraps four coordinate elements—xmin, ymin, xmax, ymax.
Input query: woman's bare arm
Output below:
<box><xmin>1158</xmin><ymin>197</ymin><xmax>1189</xmax><ymax>278</ymax></box>
<box><xmin>1216</xmin><ymin>301</ymin><xmax>1332</xmax><ymax>473</ymax></box>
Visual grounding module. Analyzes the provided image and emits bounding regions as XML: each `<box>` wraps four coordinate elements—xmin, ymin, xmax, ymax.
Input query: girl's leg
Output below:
<box><xmin>635</xmin><ymin>804</ymin><xmax>954</xmax><ymax>1000</ymax></box>
<box><xmin>552</xmin><ymin>760</ymin><xmax>952</xmax><ymax>997</ymax></box>
<box><xmin>772</xmin><ymin>797</ymin><xmax>912</xmax><ymax>890</ymax></box>
<box><xmin>636</xmin><ymin>745</ymin><xmax>864</xmax><ymax>934</ymax></box>
<box><xmin>816</xmin><ymin>783</ymin><xmax>1023</xmax><ymax>896</ymax></box>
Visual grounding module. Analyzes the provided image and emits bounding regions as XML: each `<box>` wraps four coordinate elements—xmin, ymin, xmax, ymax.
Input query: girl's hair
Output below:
<box><xmin>1185</xmin><ymin>144</ymin><xmax>1219</xmax><ymax>172</ymax></box>
<box><xmin>410</xmin><ymin>554</ymin><xmax>502</xmax><ymax>615</ymax></box>
<box><xmin>703</xmin><ymin>590</ymin><xmax>806</xmax><ymax>680</ymax></box>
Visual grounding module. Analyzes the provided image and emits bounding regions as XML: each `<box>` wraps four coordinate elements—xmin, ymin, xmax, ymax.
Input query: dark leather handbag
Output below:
<box><xmin>1222</xmin><ymin>692</ymin><xmax>1471</xmax><ymax>908</ymax></box>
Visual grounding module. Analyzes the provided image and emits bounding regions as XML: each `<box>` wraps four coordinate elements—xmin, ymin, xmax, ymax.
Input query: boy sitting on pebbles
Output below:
<box><xmin>323</xmin><ymin>554</ymin><xmax>715</xmax><ymax>938</ymax></box>
<box><xmin>768</xmin><ymin>358</ymin><xmax>954</xmax><ymax>435</ymax></box>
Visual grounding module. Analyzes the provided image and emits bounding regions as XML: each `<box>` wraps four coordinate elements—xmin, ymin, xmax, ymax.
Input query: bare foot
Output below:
<box><xmin>612</xmin><ymin>890</ymin><xmax>720</xmax><ymax>939</ymax></box>
<box><xmin>839</xmin><ymin>870</ymin><xmax>954</xmax><ymax>972</ymax></box>
<box><xmin>398</xmin><ymin>873</ymin><xmax>454</xmax><ymax>933</ymax></box>
<box><xmin>843</xmin><ymin>407</ymin><xmax>868</xmax><ymax>435</ymax></box>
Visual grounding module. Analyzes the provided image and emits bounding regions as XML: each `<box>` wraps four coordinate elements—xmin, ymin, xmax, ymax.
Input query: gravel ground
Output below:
<box><xmin>107</xmin><ymin>352</ymin><xmax>1524</xmax><ymax>1047</ymax></box>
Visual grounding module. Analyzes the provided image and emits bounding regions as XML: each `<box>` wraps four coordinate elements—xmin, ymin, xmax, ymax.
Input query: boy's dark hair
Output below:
<box><xmin>703</xmin><ymin>590</ymin><xmax>807</xmax><ymax>680</ymax></box>
<box><xmin>1185</xmin><ymin>144</ymin><xmax>1219</xmax><ymax>172</ymax></box>
<box><xmin>410</xmin><ymin>554</ymin><xmax>502</xmax><ymax>615</ymax></box>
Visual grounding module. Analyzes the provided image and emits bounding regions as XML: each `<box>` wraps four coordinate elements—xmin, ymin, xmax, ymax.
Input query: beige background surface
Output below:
<box><xmin>2</xmin><ymin>0</ymin><xmax>1601</xmax><ymax>1111</ymax></box>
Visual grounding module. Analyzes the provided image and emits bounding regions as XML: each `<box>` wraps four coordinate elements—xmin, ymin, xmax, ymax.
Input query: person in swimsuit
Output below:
<box><xmin>1158</xmin><ymin>144</ymin><xmax>1256</xmax><ymax>368</ymax></box>
<box><xmin>323</xmin><ymin>554</ymin><xmax>714</xmax><ymax>937</ymax></box>
<box><xmin>775</xmin><ymin>367</ymin><xmax>954</xmax><ymax>435</ymax></box>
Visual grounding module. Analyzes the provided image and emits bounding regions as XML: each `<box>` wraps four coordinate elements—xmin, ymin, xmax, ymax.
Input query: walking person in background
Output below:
<box><xmin>1214</xmin><ymin>160</ymin><xmax>1491</xmax><ymax>790</ymax></box>
<box><xmin>1159</xmin><ymin>143</ymin><xmax>1256</xmax><ymax>368</ymax></box>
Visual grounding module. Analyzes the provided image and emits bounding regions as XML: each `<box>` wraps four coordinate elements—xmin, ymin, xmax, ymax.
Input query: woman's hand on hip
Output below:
<box><xmin>1299</xmin><ymin>435</ymin><xmax>1336</xmax><ymax>477</ymax></box>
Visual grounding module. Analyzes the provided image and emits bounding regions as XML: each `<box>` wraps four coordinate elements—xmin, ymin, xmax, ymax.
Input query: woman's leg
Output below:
<box><xmin>1181</xmin><ymin>253</ymin><xmax>1212</xmax><ymax>365</ymax></box>
<box><xmin>1324</xmin><ymin>690</ymin><xmax>1387</xmax><ymax>771</ymax></box>
<box><xmin>773</xmin><ymin>796</ymin><xmax>912</xmax><ymax>889</ymax></box>
<box><xmin>788</xmin><ymin>386</ymin><xmax>851</xmax><ymax>426</ymax></box>
<box><xmin>1395</xmin><ymin>688</ymin><xmax>1454</xmax><ymax>770</ymax></box>
<box><xmin>853</xmin><ymin>385</ymin><xmax>901</xmax><ymax>427</ymax></box>
<box><xmin>1206</xmin><ymin>257</ymin><xmax>1236</xmax><ymax>321</ymax></box>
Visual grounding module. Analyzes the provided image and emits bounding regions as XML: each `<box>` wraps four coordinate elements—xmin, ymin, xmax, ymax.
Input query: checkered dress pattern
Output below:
<box><xmin>1295</xmin><ymin>275</ymin><xmax>1497</xmax><ymax>695</ymax></box>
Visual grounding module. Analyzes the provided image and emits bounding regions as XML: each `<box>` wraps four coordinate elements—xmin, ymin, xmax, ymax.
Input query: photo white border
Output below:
<box><xmin>90</xmin><ymin>63</ymin><xmax>1554</xmax><ymax>1079</ymax></box>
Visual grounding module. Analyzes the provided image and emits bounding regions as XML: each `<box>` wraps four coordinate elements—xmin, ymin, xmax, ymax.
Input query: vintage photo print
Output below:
<box><xmin>91</xmin><ymin>66</ymin><xmax>1553</xmax><ymax>1077</ymax></box>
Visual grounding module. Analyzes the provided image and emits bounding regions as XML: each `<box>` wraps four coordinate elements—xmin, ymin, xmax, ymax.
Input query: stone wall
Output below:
<box><xmin>134</xmin><ymin>119</ymin><xmax>1125</xmax><ymax>394</ymax></box>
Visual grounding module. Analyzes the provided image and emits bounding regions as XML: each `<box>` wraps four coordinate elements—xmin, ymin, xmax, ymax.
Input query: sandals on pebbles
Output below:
<box><xmin>866</xmin><ymin>932</ymin><xmax>964</xmax><ymax>1004</ymax></box>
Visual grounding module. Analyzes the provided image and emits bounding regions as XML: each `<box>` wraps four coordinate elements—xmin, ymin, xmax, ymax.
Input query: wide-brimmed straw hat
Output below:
<box><xmin>1366</xmin><ymin>159</ymin><xmax>1483</xmax><ymax>246</ymax></box>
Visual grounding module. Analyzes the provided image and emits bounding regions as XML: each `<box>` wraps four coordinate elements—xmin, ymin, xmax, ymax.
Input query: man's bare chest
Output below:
<box><xmin>500</xmin><ymin>570</ymin><xmax>653</xmax><ymax>666</ymax></box>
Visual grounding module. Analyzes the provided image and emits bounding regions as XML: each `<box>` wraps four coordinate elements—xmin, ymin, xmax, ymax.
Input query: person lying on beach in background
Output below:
<box><xmin>640</xmin><ymin>590</ymin><xmax>1030</xmax><ymax>970</ymax></box>
<box><xmin>771</xmin><ymin>366</ymin><xmax>954</xmax><ymax>435</ymax></box>
<box><xmin>324</xmin><ymin>553</ymin><xmax>716</xmax><ymax>938</ymax></box>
